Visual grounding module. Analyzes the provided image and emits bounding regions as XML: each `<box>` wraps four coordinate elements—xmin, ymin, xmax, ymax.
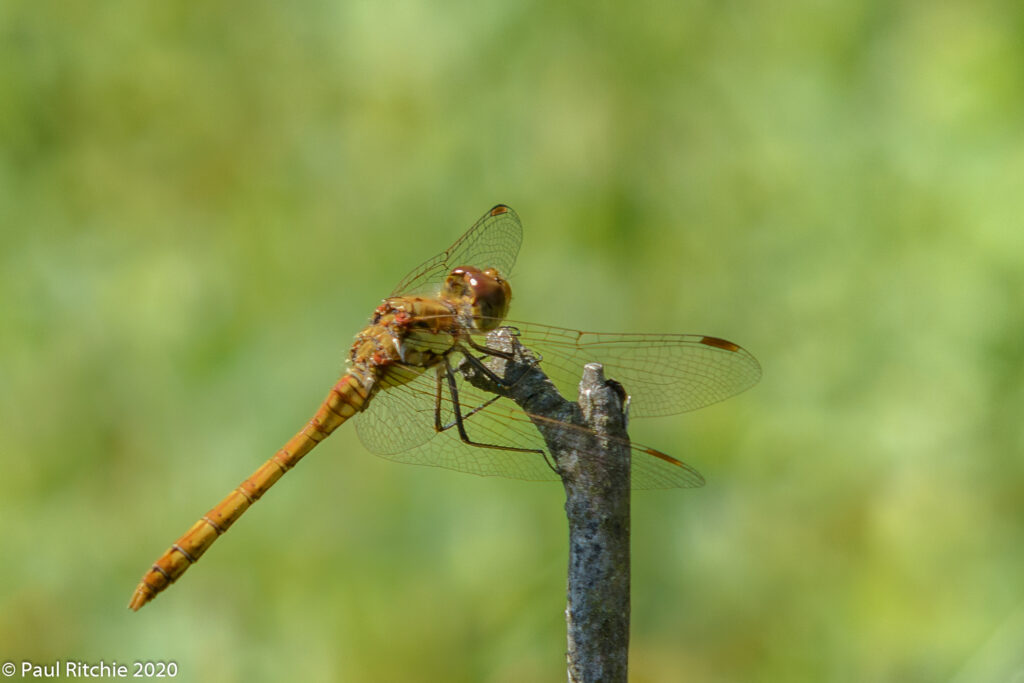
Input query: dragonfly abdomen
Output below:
<box><xmin>127</xmin><ymin>372</ymin><xmax>372</xmax><ymax>610</ymax></box>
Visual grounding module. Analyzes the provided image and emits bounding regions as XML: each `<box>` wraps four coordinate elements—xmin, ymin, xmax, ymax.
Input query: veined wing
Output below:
<box><xmin>390</xmin><ymin>205</ymin><xmax>523</xmax><ymax>297</ymax></box>
<box><xmin>355</xmin><ymin>359</ymin><xmax>556</xmax><ymax>481</ymax></box>
<box><xmin>354</xmin><ymin>352</ymin><xmax>704</xmax><ymax>489</ymax></box>
<box><xmin>501</xmin><ymin>322</ymin><xmax>762</xmax><ymax>418</ymax></box>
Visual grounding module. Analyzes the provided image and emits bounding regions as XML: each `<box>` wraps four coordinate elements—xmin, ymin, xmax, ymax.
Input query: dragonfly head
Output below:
<box><xmin>443</xmin><ymin>266</ymin><xmax>511</xmax><ymax>331</ymax></box>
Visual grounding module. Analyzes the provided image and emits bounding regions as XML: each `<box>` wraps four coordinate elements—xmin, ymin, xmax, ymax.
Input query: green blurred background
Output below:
<box><xmin>2</xmin><ymin>2</ymin><xmax>1023</xmax><ymax>681</ymax></box>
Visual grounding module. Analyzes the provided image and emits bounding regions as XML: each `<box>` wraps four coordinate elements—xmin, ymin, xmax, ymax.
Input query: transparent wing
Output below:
<box><xmin>384</xmin><ymin>318</ymin><xmax>761</xmax><ymax>418</ymax></box>
<box><xmin>354</xmin><ymin>354</ymin><xmax>704</xmax><ymax>489</ymax></box>
<box><xmin>500</xmin><ymin>323</ymin><xmax>762</xmax><ymax>418</ymax></box>
<box><xmin>354</xmin><ymin>364</ymin><xmax>438</xmax><ymax>455</ymax></box>
<box><xmin>389</xmin><ymin>205</ymin><xmax>523</xmax><ymax>297</ymax></box>
<box><xmin>355</xmin><ymin>359</ymin><xmax>559</xmax><ymax>482</ymax></box>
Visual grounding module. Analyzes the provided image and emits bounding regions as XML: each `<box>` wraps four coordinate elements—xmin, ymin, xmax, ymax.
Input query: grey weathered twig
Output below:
<box><xmin>460</xmin><ymin>329</ymin><xmax>631</xmax><ymax>683</ymax></box>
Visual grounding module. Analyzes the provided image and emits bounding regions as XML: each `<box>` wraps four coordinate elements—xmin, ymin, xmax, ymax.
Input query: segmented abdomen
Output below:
<box><xmin>128</xmin><ymin>372</ymin><xmax>372</xmax><ymax>610</ymax></box>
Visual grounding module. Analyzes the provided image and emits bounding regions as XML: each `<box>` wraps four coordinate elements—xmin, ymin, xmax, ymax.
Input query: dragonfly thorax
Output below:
<box><xmin>441</xmin><ymin>266</ymin><xmax>511</xmax><ymax>332</ymax></box>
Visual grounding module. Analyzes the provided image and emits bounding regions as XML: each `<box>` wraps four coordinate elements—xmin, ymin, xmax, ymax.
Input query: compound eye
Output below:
<box><xmin>470</xmin><ymin>270</ymin><xmax>511</xmax><ymax>330</ymax></box>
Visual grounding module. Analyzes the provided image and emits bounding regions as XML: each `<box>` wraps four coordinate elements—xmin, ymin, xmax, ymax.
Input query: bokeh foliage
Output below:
<box><xmin>2</xmin><ymin>1</ymin><xmax>1023</xmax><ymax>681</ymax></box>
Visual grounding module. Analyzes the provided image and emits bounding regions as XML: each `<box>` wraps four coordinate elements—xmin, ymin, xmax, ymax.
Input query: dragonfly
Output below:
<box><xmin>128</xmin><ymin>205</ymin><xmax>761</xmax><ymax>611</ymax></box>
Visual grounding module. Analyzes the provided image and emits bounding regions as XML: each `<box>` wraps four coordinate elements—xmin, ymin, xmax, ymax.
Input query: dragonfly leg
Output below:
<box><xmin>433</xmin><ymin>367</ymin><xmax>445</xmax><ymax>433</ymax></box>
<box><xmin>431</xmin><ymin>365</ymin><xmax>502</xmax><ymax>432</ymax></box>
<box><xmin>458</xmin><ymin>338</ymin><xmax>545</xmax><ymax>391</ymax></box>
<box><xmin>439</xmin><ymin>357</ymin><xmax>547</xmax><ymax>461</ymax></box>
<box><xmin>465</xmin><ymin>333</ymin><xmax>546</xmax><ymax>365</ymax></box>
<box><xmin>471</xmin><ymin>328</ymin><xmax>546</xmax><ymax>364</ymax></box>
<box><xmin>458</xmin><ymin>349</ymin><xmax>515</xmax><ymax>388</ymax></box>
<box><xmin>435</xmin><ymin>394</ymin><xmax>503</xmax><ymax>432</ymax></box>
<box><xmin>465</xmin><ymin>335</ymin><xmax>515</xmax><ymax>361</ymax></box>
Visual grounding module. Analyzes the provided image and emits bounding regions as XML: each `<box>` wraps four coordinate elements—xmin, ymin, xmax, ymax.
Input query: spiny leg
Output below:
<box><xmin>439</xmin><ymin>356</ymin><xmax>545</xmax><ymax>459</ymax></box>
<box><xmin>433</xmin><ymin>363</ymin><xmax>500</xmax><ymax>431</ymax></box>
<box><xmin>456</xmin><ymin>342</ymin><xmax>530</xmax><ymax>390</ymax></box>
<box><xmin>465</xmin><ymin>335</ymin><xmax>515</xmax><ymax>361</ymax></box>
<box><xmin>434</xmin><ymin>358</ymin><xmax>561</xmax><ymax>475</ymax></box>
<box><xmin>464</xmin><ymin>328</ymin><xmax>545</xmax><ymax>367</ymax></box>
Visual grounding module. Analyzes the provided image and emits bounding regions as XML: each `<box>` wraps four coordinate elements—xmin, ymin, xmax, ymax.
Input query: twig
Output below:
<box><xmin>460</xmin><ymin>329</ymin><xmax>631</xmax><ymax>683</ymax></box>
